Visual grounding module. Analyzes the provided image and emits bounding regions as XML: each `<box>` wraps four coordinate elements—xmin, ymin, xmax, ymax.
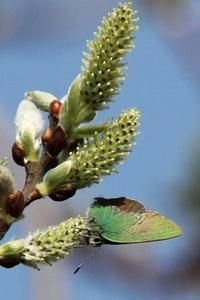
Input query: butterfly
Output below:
<box><xmin>74</xmin><ymin>197</ymin><xmax>182</xmax><ymax>273</ymax></box>
<box><xmin>87</xmin><ymin>197</ymin><xmax>182</xmax><ymax>246</ymax></box>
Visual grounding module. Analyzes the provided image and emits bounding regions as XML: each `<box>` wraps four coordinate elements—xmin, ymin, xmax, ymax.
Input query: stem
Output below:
<box><xmin>23</xmin><ymin>152</ymin><xmax>57</xmax><ymax>206</ymax></box>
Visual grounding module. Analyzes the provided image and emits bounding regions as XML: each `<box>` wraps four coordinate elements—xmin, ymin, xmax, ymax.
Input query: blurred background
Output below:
<box><xmin>1</xmin><ymin>0</ymin><xmax>200</xmax><ymax>299</ymax></box>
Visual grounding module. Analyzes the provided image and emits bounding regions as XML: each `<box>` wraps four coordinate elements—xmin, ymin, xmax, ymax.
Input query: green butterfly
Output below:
<box><xmin>87</xmin><ymin>197</ymin><xmax>182</xmax><ymax>246</ymax></box>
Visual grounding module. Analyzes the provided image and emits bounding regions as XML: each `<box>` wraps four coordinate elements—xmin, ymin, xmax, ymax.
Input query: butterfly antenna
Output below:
<box><xmin>73</xmin><ymin>249</ymin><xmax>98</xmax><ymax>275</ymax></box>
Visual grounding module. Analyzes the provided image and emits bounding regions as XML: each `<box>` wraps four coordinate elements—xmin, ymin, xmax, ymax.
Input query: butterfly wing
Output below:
<box><xmin>89</xmin><ymin>197</ymin><xmax>145</xmax><ymax>233</ymax></box>
<box><xmin>89</xmin><ymin>197</ymin><xmax>182</xmax><ymax>244</ymax></box>
<box><xmin>102</xmin><ymin>211</ymin><xmax>182</xmax><ymax>243</ymax></box>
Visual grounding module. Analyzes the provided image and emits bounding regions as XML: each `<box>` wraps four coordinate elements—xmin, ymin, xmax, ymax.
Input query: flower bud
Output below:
<box><xmin>0</xmin><ymin>165</ymin><xmax>16</xmax><ymax>198</ymax></box>
<box><xmin>36</xmin><ymin>160</ymin><xmax>73</xmax><ymax>196</ymax></box>
<box><xmin>49</xmin><ymin>184</ymin><xmax>76</xmax><ymax>201</ymax></box>
<box><xmin>12</xmin><ymin>141</ymin><xmax>25</xmax><ymax>166</ymax></box>
<box><xmin>5</xmin><ymin>191</ymin><xmax>25</xmax><ymax>218</ymax></box>
<box><xmin>15</xmin><ymin>100</ymin><xmax>44</xmax><ymax>161</ymax></box>
<box><xmin>0</xmin><ymin>258</ymin><xmax>20</xmax><ymax>268</ymax></box>
<box><xmin>50</xmin><ymin>100</ymin><xmax>62</xmax><ymax>118</ymax></box>
<box><xmin>41</xmin><ymin>127</ymin><xmax>53</xmax><ymax>144</ymax></box>
<box><xmin>50</xmin><ymin>100</ymin><xmax>62</xmax><ymax>125</ymax></box>
<box><xmin>25</xmin><ymin>90</ymin><xmax>56</xmax><ymax>111</ymax></box>
<box><xmin>46</xmin><ymin>125</ymin><xmax>66</xmax><ymax>157</ymax></box>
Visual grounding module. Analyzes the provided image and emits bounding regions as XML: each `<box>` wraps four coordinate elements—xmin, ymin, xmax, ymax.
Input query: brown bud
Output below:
<box><xmin>50</xmin><ymin>100</ymin><xmax>62</xmax><ymax>125</ymax></box>
<box><xmin>41</xmin><ymin>127</ymin><xmax>53</xmax><ymax>144</ymax></box>
<box><xmin>49</xmin><ymin>184</ymin><xmax>76</xmax><ymax>201</ymax></box>
<box><xmin>50</xmin><ymin>100</ymin><xmax>62</xmax><ymax>118</ymax></box>
<box><xmin>12</xmin><ymin>141</ymin><xmax>25</xmax><ymax>166</ymax></box>
<box><xmin>5</xmin><ymin>191</ymin><xmax>25</xmax><ymax>218</ymax></box>
<box><xmin>46</xmin><ymin>125</ymin><xmax>66</xmax><ymax>157</ymax></box>
<box><xmin>0</xmin><ymin>258</ymin><xmax>20</xmax><ymax>268</ymax></box>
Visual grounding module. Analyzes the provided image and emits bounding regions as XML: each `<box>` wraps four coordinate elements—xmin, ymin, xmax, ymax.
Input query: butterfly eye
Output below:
<box><xmin>89</xmin><ymin>236</ymin><xmax>102</xmax><ymax>247</ymax></box>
